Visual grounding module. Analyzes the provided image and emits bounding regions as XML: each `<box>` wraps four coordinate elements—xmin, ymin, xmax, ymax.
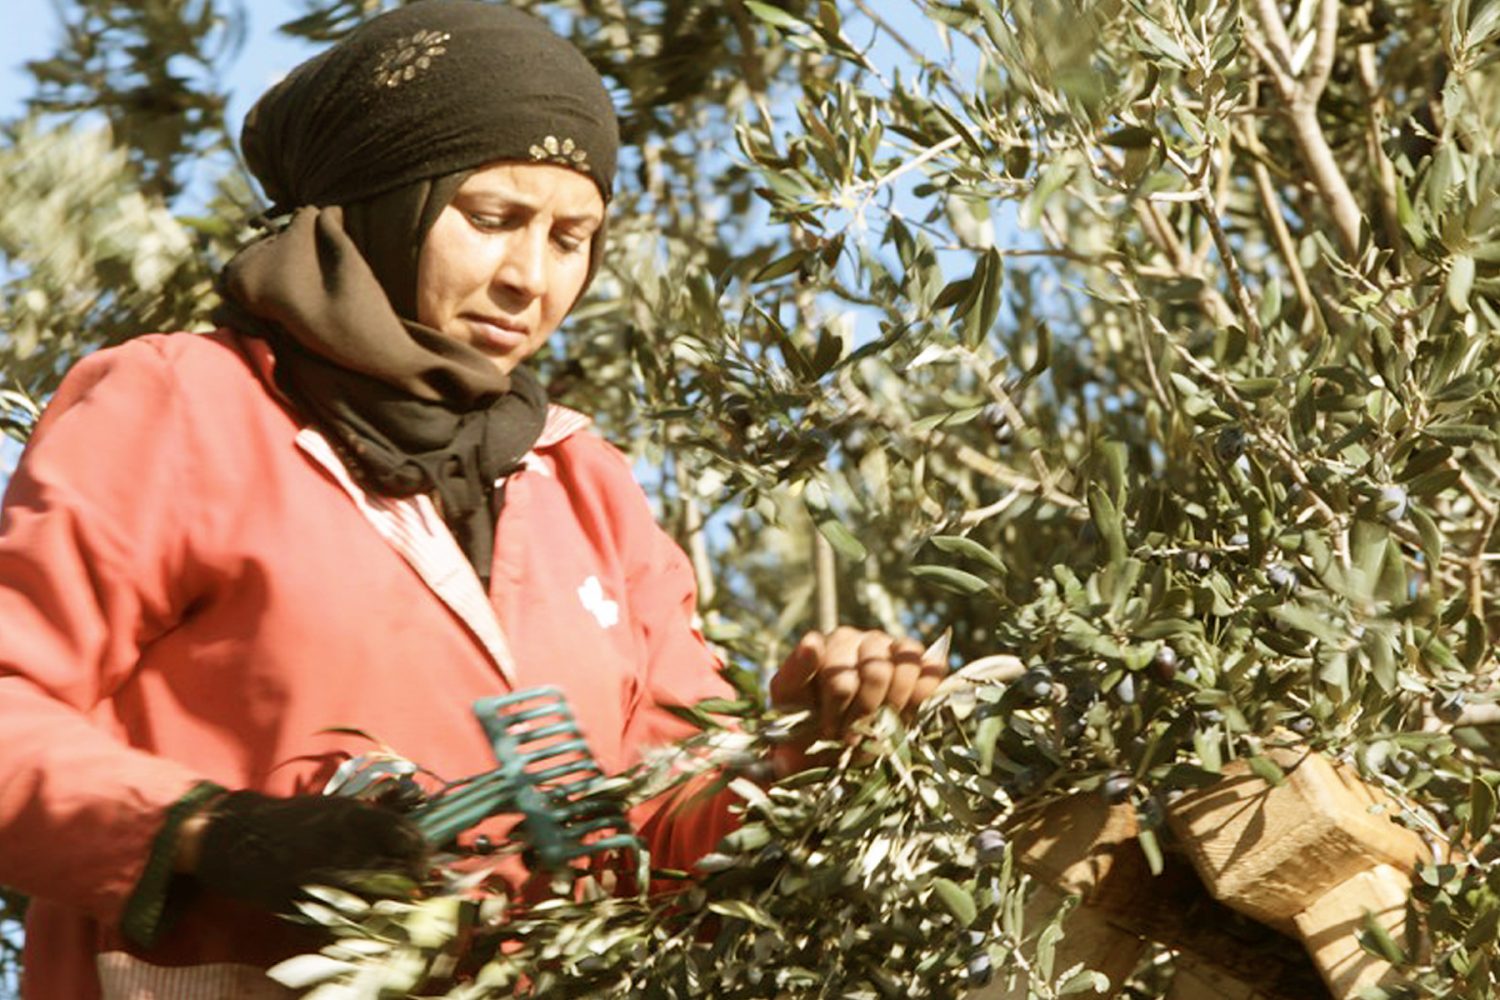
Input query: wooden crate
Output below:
<box><xmin>973</xmin><ymin>792</ymin><xmax>1325</xmax><ymax>999</ymax></box>
<box><xmin>1166</xmin><ymin>746</ymin><xmax>1431</xmax><ymax>997</ymax></box>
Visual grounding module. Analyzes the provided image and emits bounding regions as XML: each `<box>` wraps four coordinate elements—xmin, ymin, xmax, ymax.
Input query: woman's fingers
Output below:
<box><xmin>839</xmin><ymin>630</ymin><xmax>895</xmax><ymax>733</ymax></box>
<box><xmin>883</xmin><ymin>636</ymin><xmax>927</xmax><ymax>718</ymax></box>
<box><xmin>812</xmin><ymin>627</ymin><xmax>864</xmax><ymax>738</ymax></box>
<box><xmin>769</xmin><ymin>630</ymin><xmax>823</xmax><ymax>709</ymax></box>
<box><xmin>770</xmin><ymin>627</ymin><xmax>952</xmax><ymax>744</ymax></box>
<box><xmin>909</xmin><ymin>656</ymin><xmax>948</xmax><ymax>713</ymax></box>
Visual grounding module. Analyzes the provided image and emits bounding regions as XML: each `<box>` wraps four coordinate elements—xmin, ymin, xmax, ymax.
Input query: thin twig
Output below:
<box><xmin>1104</xmin><ymin>143</ymin><xmax>1237</xmax><ymax>329</ymax></box>
<box><xmin>1456</xmin><ymin>703</ymin><xmax>1500</xmax><ymax>727</ymax></box>
<box><xmin>958</xmin><ymin>488</ymin><xmax>1026</xmax><ymax>528</ymax></box>
<box><xmin>1135</xmin><ymin>312</ymin><xmax>1173</xmax><ymax>411</ymax></box>
<box><xmin>1356</xmin><ymin>41</ymin><xmax>1403</xmax><ymax>268</ymax></box>
<box><xmin>835</xmin><ymin>371</ymin><xmax>1083</xmax><ymax>511</ymax></box>
<box><xmin>674</xmin><ymin>460</ymin><xmax>718</xmax><ymax>607</ymax></box>
<box><xmin>1191</xmin><ymin>131</ymin><xmax>1236</xmax><ymax>273</ymax></box>
<box><xmin>1467</xmin><ymin>503</ymin><xmax>1499</xmax><ymax>620</ymax></box>
<box><xmin>1243</xmin><ymin>30</ymin><xmax>1296</xmax><ymax>101</ymax></box>
<box><xmin>1148</xmin><ymin>190</ymin><xmax>1207</xmax><ymax>204</ymax></box>
<box><xmin>856</xmin><ymin>135</ymin><xmax>963</xmax><ymax>203</ymax></box>
<box><xmin>1302</xmin><ymin>0</ymin><xmax>1342</xmax><ymax>103</ymax></box>
<box><xmin>1242</xmin><ymin>107</ymin><xmax>1319</xmax><ymax>327</ymax></box>
<box><xmin>1140</xmin><ymin>199</ymin><xmax>1187</xmax><ymax>268</ymax></box>
<box><xmin>813</xmin><ymin>529</ymin><xmax>839</xmax><ymax>633</ymax></box>
<box><xmin>1455</xmin><ymin>467</ymin><xmax>1500</xmax><ymax>519</ymax></box>
<box><xmin>1251</xmin><ymin>0</ymin><xmax>1298</xmax><ymax>86</ymax></box>
<box><xmin>952</xmin><ymin>348</ymin><xmax>1031</xmax><ymax>434</ymax></box>
<box><xmin>955</xmin><ymin>442</ymin><xmax>1079</xmax><ymax>510</ymax></box>
<box><xmin>1196</xmin><ymin>198</ymin><xmax>1266</xmax><ymax>342</ymax></box>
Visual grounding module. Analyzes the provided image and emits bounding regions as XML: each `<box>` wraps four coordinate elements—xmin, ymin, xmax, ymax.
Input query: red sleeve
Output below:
<box><xmin>599</xmin><ymin>447</ymin><xmax>742</xmax><ymax>874</ymax></box>
<box><xmin>0</xmin><ymin>339</ymin><xmax>208</xmax><ymax>922</ymax></box>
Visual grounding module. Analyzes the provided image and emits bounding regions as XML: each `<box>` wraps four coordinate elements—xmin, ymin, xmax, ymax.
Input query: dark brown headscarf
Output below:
<box><xmin>215</xmin><ymin>1</ymin><xmax>620</xmax><ymax>585</ymax></box>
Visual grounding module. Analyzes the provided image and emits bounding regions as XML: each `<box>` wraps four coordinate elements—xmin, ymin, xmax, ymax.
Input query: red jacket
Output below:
<box><xmin>0</xmin><ymin>330</ymin><xmax>737</xmax><ymax>998</ymax></box>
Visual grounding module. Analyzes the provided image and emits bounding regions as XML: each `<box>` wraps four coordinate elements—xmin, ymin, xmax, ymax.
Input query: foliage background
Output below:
<box><xmin>2</xmin><ymin>0</ymin><xmax>1500</xmax><ymax>996</ymax></box>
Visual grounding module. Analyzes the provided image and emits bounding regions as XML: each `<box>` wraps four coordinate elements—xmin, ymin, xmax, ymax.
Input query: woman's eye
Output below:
<box><xmin>554</xmin><ymin>233</ymin><xmax>587</xmax><ymax>254</ymax></box>
<box><xmin>466</xmin><ymin>212</ymin><xmax>515</xmax><ymax>231</ymax></box>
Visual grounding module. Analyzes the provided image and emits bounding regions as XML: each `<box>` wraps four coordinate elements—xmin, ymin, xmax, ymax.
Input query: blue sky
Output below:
<box><xmin>1</xmin><ymin>2</ymin><xmax>954</xmax><ymax>147</ymax></box>
<box><xmin>1</xmin><ymin>0</ymin><xmax>313</xmax><ymax>141</ymax></box>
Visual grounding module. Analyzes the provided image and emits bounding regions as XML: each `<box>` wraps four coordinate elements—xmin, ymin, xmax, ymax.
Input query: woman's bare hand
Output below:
<box><xmin>767</xmin><ymin>627</ymin><xmax>947</xmax><ymax>773</ymax></box>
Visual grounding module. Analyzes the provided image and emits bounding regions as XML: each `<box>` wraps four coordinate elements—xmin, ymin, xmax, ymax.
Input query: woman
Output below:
<box><xmin>0</xmin><ymin>3</ymin><xmax>943</xmax><ymax>996</ymax></box>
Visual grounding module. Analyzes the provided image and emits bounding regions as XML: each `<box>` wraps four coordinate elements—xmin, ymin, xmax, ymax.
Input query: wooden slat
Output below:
<box><xmin>970</xmin><ymin>883</ymin><xmax>1147</xmax><ymax>1000</ymax></box>
<box><xmin>1165</xmin><ymin>747</ymin><xmax>1426</xmax><ymax>929</ymax></box>
<box><xmin>1165</xmin><ymin>746</ymin><xmax>1429</xmax><ymax>998</ymax></box>
<box><xmin>1007</xmin><ymin>792</ymin><xmax>1148</xmax><ymax>905</ymax></box>
<box><xmin>997</xmin><ymin>793</ymin><xmax>1325</xmax><ymax>1000</ymax></box>
<box><xmin>1166</xmin><ymin>953</ymin><xmax>1273</xmax><ymax>1000</ymax></box>
<box><xmin>1294</xmin><ymin>863</ymin><xmax>1411</xmax><ymax>996</ymax></box>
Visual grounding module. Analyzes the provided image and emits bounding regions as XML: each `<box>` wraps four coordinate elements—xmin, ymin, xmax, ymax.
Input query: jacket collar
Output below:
<box><xmin>232</xmin><ymin>328</ymin><xmax>592</xmax><ymax>448</ymax></box>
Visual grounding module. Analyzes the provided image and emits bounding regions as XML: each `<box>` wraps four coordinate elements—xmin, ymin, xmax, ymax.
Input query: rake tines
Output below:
<box><xmin>412</xmin><ymin>687</ymin><xmax>639</xmax><ymax>871</ymax></box>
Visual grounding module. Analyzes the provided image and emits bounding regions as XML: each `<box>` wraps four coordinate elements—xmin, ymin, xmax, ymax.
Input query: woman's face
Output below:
<box><xmin>416</xmin><ymin>161</ymin><xmax>605</xmax><ymax>374</ymax></box>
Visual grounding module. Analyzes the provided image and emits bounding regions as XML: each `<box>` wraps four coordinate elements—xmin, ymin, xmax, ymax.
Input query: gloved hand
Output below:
<box><xmin>193</xmin><ymin>790</ymin><xmax>429</xmax><ymax>912</ymax></box>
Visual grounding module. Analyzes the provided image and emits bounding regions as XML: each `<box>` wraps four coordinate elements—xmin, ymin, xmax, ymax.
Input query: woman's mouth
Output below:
<box><xmin>466</xmin><ymin>316</ymin><xmax>529</xmax><ymax>353</ymax></box>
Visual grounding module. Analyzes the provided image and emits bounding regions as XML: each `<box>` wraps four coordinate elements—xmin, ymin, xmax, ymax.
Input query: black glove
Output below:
<box><xmin>194</xmin><ymin>790</ymin><xmax>429</xmax><ymax>912</ymax></box>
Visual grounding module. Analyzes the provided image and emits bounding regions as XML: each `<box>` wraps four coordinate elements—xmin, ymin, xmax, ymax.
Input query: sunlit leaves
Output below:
<box><xmin>4</xmin><ymin>0</ymin><xmax>1500</xmax><ymax>993</ymax></box>
<box><xmin>0</xmin><ymin>119</ymin><xmax>216</xmax><ymax>421</ymax></box>
<box><xmin>23</xmin><ymin>0</ymin><xmax>242</xmax><ymax>197</ymax></box>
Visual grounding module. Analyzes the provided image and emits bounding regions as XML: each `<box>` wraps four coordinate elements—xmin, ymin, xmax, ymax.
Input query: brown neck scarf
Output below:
<box><xmin>215</xmin><ymin>0</ymin><xmax>621</xmax><ymax>586</ymax></box>
<box><xmin>215</xmin><ymin>203</ymin><xmax>546</xmax><ymax>586</ymax></box>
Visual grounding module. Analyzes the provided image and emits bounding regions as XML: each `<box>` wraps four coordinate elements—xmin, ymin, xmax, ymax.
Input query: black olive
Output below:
<box><xmin>971</xmin><ymin>828</ymin><xmax>1008</xmax><ymax>864</ymax></box>
<box><xmin>1102</xmin><ymin>772</ymin><xmax>1134</xmax><ymax>804</ymax></box>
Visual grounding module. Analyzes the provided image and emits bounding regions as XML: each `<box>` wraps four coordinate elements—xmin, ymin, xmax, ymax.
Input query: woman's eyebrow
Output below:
<box><xmin>555</xmin><ymin>210</ymin><xmax>604</xmax><ymax>228</ymax></box>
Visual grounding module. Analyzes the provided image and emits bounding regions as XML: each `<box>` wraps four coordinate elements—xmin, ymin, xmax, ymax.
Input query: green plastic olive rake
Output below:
<box><xmin>410</xmin><ymin>686</ymin><xmax>639</xmax><ymax>871</ymax></box>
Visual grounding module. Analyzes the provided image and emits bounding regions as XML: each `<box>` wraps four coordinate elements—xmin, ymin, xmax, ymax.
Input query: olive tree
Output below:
<box><xmin>2</xmin><ymin>0</ymin><xmax>1498</xmax><ymax>996</ymax></box>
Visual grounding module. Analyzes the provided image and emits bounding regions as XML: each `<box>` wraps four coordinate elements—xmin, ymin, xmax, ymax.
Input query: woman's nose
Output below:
<box><xmin>493</xmin><ymin>227</ymin><xmax>548</xmax><ymax>301</ymax></box>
